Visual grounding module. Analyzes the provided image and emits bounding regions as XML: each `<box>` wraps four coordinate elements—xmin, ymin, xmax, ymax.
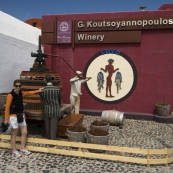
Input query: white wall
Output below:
<box><xmin>0</xmin><ymin>11</ymin><xmax>41</xmax><ymax>93</ymax></box>
<box><xmin>0</xmin><ymin>11</ymin><xmax>40</xmax><ymax>45</ymax></box>
<box><xmin>0</xmin><ymin>34</ymin><xmax>39</xmax><ymax>92</ymax></box>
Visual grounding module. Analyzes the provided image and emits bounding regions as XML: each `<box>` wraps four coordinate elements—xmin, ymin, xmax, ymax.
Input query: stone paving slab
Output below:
<box><xmin>0</xmin><ymin>115</ymin><xmax>173</xmax><ymax>173</ymax></box>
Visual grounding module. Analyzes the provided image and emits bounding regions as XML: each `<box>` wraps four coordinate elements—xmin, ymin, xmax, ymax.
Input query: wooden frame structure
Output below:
<box><xmin>0</xmin><ymin>134</ymin><xmax>173</xmax><ymax>166</ymax></box>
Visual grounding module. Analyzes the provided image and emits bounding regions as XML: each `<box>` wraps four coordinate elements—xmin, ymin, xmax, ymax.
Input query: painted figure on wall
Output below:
<box><xmin>101</xmin><ymin>59</ymin><xmax>119</xmax><ymax>97</ymax></box>
<box><xmin>115</xmin><ymin>72</ymin><xmax>122</xmax><ymax>93</ymax></box>
<box><xmin>97</xmin><ymin>72</ymin><xmax>104</xmax><ymax>92</ymax></box>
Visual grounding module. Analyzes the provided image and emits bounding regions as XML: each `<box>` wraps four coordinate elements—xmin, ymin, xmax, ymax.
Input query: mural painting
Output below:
<box><xmin>84</xmin><ymin>49</ymin><xmax>137</xmax><ymax>104</ymax></box>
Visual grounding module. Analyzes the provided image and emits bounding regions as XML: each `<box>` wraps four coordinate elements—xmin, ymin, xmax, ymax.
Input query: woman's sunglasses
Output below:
<box><xmin>15</xmin><ymin>85</ymin><xmax>21</xmax><ymax>88</ymax></box>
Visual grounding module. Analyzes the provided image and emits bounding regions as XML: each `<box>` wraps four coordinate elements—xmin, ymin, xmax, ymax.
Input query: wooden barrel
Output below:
<box><xmin>0</xmin><ymin>93</ymin><xmax>8</xmax><ymax>110</ymax></box>
<box><xmin>101</xmin><ymin>110</ymin><xmax>125</xmax><ymax>126</ymax></box>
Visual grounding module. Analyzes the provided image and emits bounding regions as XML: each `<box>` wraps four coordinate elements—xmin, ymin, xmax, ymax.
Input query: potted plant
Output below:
<box><xmin>155</xmin><ymin>102</ymin><xmax>170</xmax><ymax>117</ymax></box>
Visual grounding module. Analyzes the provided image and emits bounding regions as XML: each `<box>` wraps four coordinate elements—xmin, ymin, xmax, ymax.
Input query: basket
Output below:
<box><xmin>155</xmin><ymin>104</ymin><xmax>170</xmax><ymax>117</ymax></box>
<box><xmin>90</xmin><ymin>122</ymin><xmax>109</xmax><ymax>132</ymax></box>
<box><xmin>66</xmin><ymin>128</ymin><xmax>87</xmax><ymax>142</ymax></box>
<box><xmin>86</xmin><ymin>131</ymin><xmax>109</xmax><ymax>153</ymax></box>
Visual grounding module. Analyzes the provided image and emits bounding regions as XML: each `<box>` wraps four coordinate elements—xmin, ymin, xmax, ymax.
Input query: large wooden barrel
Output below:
<box><xmin>0</xmin><ymin>93</ymin><xmax>8</xmax><ymax>110</ymax></box>
<box><xmin>101</xmin><ymin>110</ymin><xmax>125</xmax><ymax>126</ymax></box>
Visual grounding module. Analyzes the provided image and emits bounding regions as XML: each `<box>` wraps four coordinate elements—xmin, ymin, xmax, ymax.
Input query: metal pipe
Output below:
<box><xmin>47</xmin><ymin>54</ymin><xmax>91</xmax><ymax>79</ymax></box>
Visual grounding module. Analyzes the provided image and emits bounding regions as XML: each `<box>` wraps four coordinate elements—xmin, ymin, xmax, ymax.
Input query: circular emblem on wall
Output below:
<box><xmin>60</xmin><ymin>22</ymin><xmax>69</xmax><ymax>32</ymax></box>
<box><xmin>83</xmin><ymin>49</ymin><xmax>137</xmax><ymax>104</ymax></box>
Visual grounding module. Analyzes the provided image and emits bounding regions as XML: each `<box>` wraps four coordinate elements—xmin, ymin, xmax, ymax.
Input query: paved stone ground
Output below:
<box><xmin>0</xmin><ymin>115</ymin><xmax>173</xmax><ymax>173</ymax></box>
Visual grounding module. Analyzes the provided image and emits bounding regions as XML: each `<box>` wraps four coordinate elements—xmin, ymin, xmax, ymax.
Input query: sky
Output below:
<box><xmin>1</xmin><ymin>0</ymin><xmax>173</xmax><ymax>22</ymax></box>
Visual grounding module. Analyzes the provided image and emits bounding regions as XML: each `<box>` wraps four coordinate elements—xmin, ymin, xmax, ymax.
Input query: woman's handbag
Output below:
<box><xmin>0</xmin><ymin>123</ymin><xmax>9</xmax><ymax>133</ymax></box>
<box><xmin>17</xmin><ymin>113</ymin><xmax>24</xmax><ymax>123</ymax></box>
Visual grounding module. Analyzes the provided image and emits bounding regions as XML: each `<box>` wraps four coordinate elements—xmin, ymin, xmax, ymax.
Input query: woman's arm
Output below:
<box><xmin>22</xmin><ymin>88</ymin><xmax>43</xmax><ymax>97</ymax></box>
<box><xmin>4</xmin><ymin>94</ymin><xmax>13</xmax><ymax>123</ymax></box>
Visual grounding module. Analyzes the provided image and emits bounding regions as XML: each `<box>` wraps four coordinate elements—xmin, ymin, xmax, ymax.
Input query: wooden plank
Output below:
<box><xmin>0</xmin><ymin>142</ymin><xmax>11</xmax><ymax>148</ymax></box>
<box><xmin>23</xmin><ymin>95</ymin><xmax>40</xmax><ymax>98</ymax></box>
<box><xmin>0</xmin><ymin>135</ymin><xmax>157</xmax><ymax>155</ymax></box>
<box><xmin>0</xmin><ymin>142</ymin><xmax>147</xmax><ymax>164</ymax></box>
<box><xmin>42</xmin><ymin>21</ymin><xmax>55</xmax><ymax>33</ymax></box>
<box><xmin>167</xmin><ymin>148</ymin><xmax>173</xmax><ymax>154</ymax></box>
<box><xmin>148</xmin><ymin>158</ymin><xmax>167</xmax><ymax>164</ymax></box>
<box><xmin>118</xmin><ymin>147</ymin><xmax>147</xmax><ymax>154</ymax></box>
<box><xmin>75</xmin><ymin>31</ymin><xmax>141</xmax><ymax>44</ymax></box>
<box><xmin>22</xmin><ymin>85</ymin><xmax>42</xmax><ymax>89</ymax></box>
<box><xmin>23</xmin><ymin>99</ymin><xmax>41</xmax><ymax>103</ymax></box>
<box><xmin>42</xmin><ymin>33</ymin><xmax>55</xmax><ymax>44</ymax></box>
<box><xmin>149</xmin><ymin>149</ymin><xmax>167</xmax><ymax>154</ymax></box>
<box><xmin>1</xmin><ymin>134</ymin><xmax>173</xmax><ymax>167</ymax></box>
<box><xmin>27</xmin><ymin>138</ymin><xmax>147</xmax><ymax>154</ymax></box>
<box><xmin>29</xmin><ymin>148</ymin><xmax>146</xmax><ymax>164</ymax></box>
<box><xmin>0</xmin><ymin>134</ymin><xmax>11</xmax><ymax>140</ymax></box>
<box><xmin>0</xmin><ymin>141</ymin><xmax>171</xmax><ymax>166</ymax></box>
<box><xmin>0</xmin><ymin>135</ymin><xmax>148</xmax><ymax>154</ymax></box>
<box><xmin>168</xmin><ymin>157</ymin><xmax>173</xmax><ymax>163</ymax></box>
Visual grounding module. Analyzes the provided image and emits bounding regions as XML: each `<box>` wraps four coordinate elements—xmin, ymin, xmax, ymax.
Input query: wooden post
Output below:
<box><xmin>78</xmin><ymin>147</ymin><xmax>81</xmax><ymax>159</ymax></box>
<box><xmin>147</xmin><ymin>149</ymin><xmax>150</xmax><ymax>167</ymax></box>
<box><xmin>165</xmin><ymin>148</ymin><xmax>168</xmax><ymax>166</ymax></box>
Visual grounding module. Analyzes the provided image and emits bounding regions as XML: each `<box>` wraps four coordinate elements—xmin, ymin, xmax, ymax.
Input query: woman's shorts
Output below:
<box><xmin>9</xmin><ymin>114</ymin><xmax>26</xmax><ymax>129</ymax></box>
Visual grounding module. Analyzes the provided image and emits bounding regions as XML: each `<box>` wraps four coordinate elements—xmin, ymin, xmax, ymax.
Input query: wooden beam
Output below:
<box><xmin>0</xmin><ymin>135</ymin><xmax>148</xmax><ymax>154</ymax></box>
<box><xmin>1</xmin><ymin>134</ymin><xmax>173</xmax><ymax>166</ymax></box>
<box><xmin>0</xmin><ymin>142</ymin><xmax>147</xmax><ymax>164</ymax></box>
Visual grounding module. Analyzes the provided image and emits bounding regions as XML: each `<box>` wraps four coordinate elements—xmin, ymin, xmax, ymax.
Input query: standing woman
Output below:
<box><xmin>4</xmin><ymin>80</ymin><xmax>43</xmax><ymax>158</ymax></box>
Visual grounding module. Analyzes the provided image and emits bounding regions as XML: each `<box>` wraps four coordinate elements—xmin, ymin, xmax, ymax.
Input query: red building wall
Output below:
<box><xmin>42</xmin><ymin>4</ymin><xmax>173</xmax><ymax>115</ymax></box>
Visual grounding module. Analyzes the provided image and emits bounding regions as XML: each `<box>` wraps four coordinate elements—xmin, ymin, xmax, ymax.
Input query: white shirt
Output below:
<box><xmin>70</xmin><ymin>76</ymin><xmax>90</xmax><ymax>97</ymax></box>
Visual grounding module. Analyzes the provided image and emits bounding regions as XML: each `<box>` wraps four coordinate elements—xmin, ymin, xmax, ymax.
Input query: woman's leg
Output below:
<box><xmin>19</xmin><ymin>125</ymin><xmax>27</xmax><ymax>149</ymax></box>
<box><xmin>10</xmin><ymin>128</ymin><xmax>19</xmax><ymax>151</ymax></box>
<box><xmin>9</xmin><ymin>116</ymin><xmax>19</xmax><ymax>151</ymax></box>
<box><xmin>18</xmin><ymin>118</ymin><xmax>32</xmax><ymax>156</ymax></box>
